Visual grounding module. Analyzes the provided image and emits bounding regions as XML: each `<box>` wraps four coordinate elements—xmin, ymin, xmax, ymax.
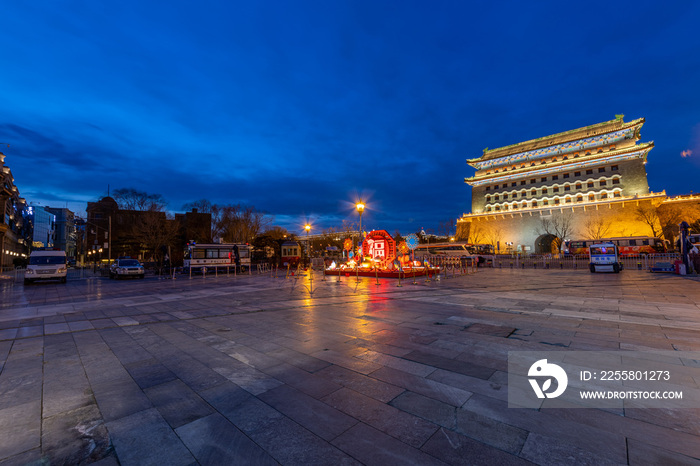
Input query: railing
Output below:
<box><xmin>490</xmin><ymin>253</ymin><xmax>682</xmax><ymax>271</ymax></box>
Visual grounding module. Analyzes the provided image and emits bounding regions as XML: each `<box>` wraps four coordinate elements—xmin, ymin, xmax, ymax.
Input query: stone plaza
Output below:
<box><xmin>1</xmin><ymin>268</ymin><xmax>700</xmax><ymax>465</ymax></box>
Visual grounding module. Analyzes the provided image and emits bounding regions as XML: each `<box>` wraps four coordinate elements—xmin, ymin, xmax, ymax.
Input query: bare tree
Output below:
<box><xmin>131</xmin><ymin>211</ymin><xmax>179</xmax><ymax>264</ymax></box>
<box><xmin>264</xmin><ymin>226</ymin><xmax>290</xmax><ymax>241</ymax></box>
<box><xmin>341</xmin><ymin>219</ymin><xmax>358</xmax><ymax>237</ymax></box>
<box><xmin>113</xmin><ymin>188</ymin><xmax>167</xmax><ymax>211</ymax></box>
<box><xmin>582</xmin><ymin>213</ymin><xmax>613</xmax><ymax>240</ymax></box>
<box><xmin>468</xmin><ymin>222</ymin><xmax>484</xmax><ymax>244</ymax></box>
<box><xmin>537</xmin><ymin>212</ymin><xmax>574</xmax><ymax>253</ymax></box>
<box><xmin>657</xmin><ymin>203</ymin><xmax>700</xmax><ymax>242</ymax></box>
<box><xmin>218</xmin><ymin>205</ymin><xmax>271</xmax><ymax>243</ymax></box>
<box><xmin>484</xmin><ymin>225</ymin><xmax>504</xmax><ymax>251</ymax></box>
<box><xmin>635</xmin><ymin>205</ymin><xmax>662</xmax><ymax>238</ymax></box>
<box><xmin>182</xmin><ymin>199</ymin><xmax>215</xmax><ymax>213</ymax></box>
<box><xmin>438</xmin><ymin>219</ymin><xmax>456</xmax><ymax>237</ymax></box>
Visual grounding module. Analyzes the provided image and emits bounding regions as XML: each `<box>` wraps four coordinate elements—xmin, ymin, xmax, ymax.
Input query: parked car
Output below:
<box><xmin>109</xmin><ymin>258</ymin><xmax>145</xmax><ymax>279</ymax></box>
<box><xmin>24</xmin><ymin>250</ymin><xmax>67</xmax><ymax>285</ymax></box>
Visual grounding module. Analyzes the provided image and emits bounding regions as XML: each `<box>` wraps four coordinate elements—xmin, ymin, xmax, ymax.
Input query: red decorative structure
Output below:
<box><xmin>325</xmin><ymin>229</ymin><xmax>440</xmax><ymax>278</ymax></box>
<box><xmin>362</xmin><ymin>230</ymin><xmax>396</xmax><ymax>269</ymax></box>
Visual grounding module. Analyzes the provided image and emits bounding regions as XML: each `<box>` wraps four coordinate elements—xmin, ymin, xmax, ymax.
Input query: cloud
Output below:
<box><xmin>681</xmin><ymin>150</ymin><xmax>693</xmax><ymax>158</ymax></box>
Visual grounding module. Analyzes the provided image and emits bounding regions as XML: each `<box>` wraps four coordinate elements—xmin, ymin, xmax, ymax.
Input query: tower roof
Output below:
<box><xmin>468</xmin><ymin>115</ymin><xmax>644</xmax><ymax>165</ymax></box>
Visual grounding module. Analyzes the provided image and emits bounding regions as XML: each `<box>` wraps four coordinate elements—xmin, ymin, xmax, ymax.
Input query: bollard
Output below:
<box><xmin>510</xmin><ymin>262</ymin><xmax>513</xmax><ymax>268</ymax></box>
<box><xmin>560</xmin><ymin>263</ymin><xmax>563</xmax><ymax>269</ymax></box>
<box><xmin>637</xmin><ymin>261</ymin><xmax>642</xmax><ymax>270</ymax></box>
<box><xmin>533</xmin><ymin>263</ymin><xmax>537</xmax><ymax>269</ymax></box>
<box><xmin>521</xmin><ymin>263</ymin><xmax>525</xmax><ymax>269</ymax></box>
<box><xmin>545</xmin><ymin>262</ymin><xmax>549</xmax><ymax>269</ymax></box>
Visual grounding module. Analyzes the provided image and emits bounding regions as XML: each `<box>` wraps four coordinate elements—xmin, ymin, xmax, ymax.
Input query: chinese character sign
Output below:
<box><xmin>361</xmin><ymin>230</ymin><xmax>396</xmax><ymax>269</ymax></box>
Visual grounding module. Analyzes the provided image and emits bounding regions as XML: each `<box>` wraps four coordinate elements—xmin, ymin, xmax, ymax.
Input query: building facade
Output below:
<box><xmin>0</xmin><ymin>151</ymin><xmax>28</xmax><ymax>268</ymax></box>
<box><xmin>26</xmin><ymin>204</ymin><xmax>56</xmax><ymax>249</ymax></box>
<box><xmin>46</xmin><ymin>207</ymin><xmax>77</xmax><ymax>258</ymax></box>
<box><xmin>457</xmin><ymin>116</ymin><xmax>667</xmax><ymax>253</ymax></box>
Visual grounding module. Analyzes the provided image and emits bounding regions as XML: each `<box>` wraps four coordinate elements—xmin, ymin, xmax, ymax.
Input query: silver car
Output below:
<box><xmin>109</xmin><ymin>258</ymin><xmax>145</xmax><ymax>279</ymax></box>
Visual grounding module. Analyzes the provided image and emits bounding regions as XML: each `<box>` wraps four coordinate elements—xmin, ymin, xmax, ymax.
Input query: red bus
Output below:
<box><xmin>567</xmin><ymin>237</ymin><xmax>668</xmax><ymax>256</ymax></box>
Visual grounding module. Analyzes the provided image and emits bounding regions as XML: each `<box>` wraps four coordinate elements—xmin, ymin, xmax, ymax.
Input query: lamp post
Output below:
<box><xmin>356</xmin><ymin>202</ymin><xmax>365</xmax><ymax>282</ymax></box>
<box><xmin>304</xmin><ymin>224</ymin><xmax>311</xmax><ymax>268</ymax></box>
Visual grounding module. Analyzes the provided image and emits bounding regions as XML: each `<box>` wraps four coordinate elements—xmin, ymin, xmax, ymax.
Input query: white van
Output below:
<box><xmin>24</xmin><ymin>250</ymin><xmax>68</xmax><ymax>285</ymax></box>
<box><xmin>588</xmin><ymin>242</ymin><xmax>623</xmax><ymax>273</ymax></box>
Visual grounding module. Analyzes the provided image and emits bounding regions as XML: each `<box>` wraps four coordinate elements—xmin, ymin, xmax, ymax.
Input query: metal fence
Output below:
<box><xmin>489</xmin><ymin>253</ymin><xmax>682</xmax><ymax>271</ymax></box>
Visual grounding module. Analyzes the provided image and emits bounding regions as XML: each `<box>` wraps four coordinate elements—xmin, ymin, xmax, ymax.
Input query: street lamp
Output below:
<box><xmin>356</xmin><ymin>202</ymin><xmax>365</xmax><ymax>282</ymax></box>
<box><xmin>304</xmin><ymin>224</ymin><xmax>311</xmax><ymax>268</ymax></box>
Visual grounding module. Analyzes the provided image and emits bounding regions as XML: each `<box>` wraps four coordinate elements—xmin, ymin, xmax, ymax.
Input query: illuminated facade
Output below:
<box><xmin>457</xmin><ymin>116</ymin><xmax>667</xmax><ymax>253</ymax></box>
<box><xmin>0</xmin><ymin>151</ymin><xmax>28</xmax><ymax>268</ymax></box>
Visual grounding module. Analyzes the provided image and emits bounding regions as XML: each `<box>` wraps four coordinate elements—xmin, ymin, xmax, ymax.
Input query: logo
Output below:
<box><xmin>528</xmin><ymin>359</ymin><xmax>568</xmax><ymax>399</ymax></box>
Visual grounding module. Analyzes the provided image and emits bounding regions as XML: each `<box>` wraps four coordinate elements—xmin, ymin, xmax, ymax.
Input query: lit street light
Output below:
<box><xmin>304</xmin><ymin>224</ymin><xmax>311</xmax><ymax>268</ymax></box>
<box><xmin>356</xmin><ymin>202</ymin><xmax>365</xmax><ymax>282</ymax></box>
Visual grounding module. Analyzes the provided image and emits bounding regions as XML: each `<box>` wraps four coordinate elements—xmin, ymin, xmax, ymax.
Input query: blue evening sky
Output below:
<box><xmin>2</xmin><ymin>1</ymin><xmax>699</xmax><ymax>235</ymax></box>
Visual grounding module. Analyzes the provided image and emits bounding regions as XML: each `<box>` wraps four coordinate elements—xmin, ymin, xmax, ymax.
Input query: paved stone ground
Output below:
<box><xmin>1</xmin><ymin>268</ymin><xmax>700</xmax><ymax>465</ymax></box>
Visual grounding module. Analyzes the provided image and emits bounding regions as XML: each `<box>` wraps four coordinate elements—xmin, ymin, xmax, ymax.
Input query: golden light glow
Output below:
<box><xmin>304</xmin><ymin>224</ymin><xmax>311</xmax><ymax>232</ymax></box>
<box><xmin>356</xmin><ymin>202</ymin><xmax>365</xmax><ymax>213</ymax></box>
